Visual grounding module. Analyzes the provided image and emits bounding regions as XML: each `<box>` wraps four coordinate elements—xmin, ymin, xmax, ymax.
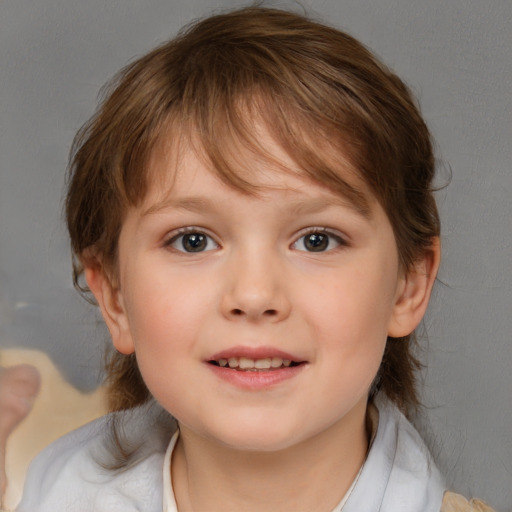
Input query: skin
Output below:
<box><xmin>0</xmin><ymin>364</ymin><xmax>40</xmax><ymax>509</ymax></box>
<box><xmin>87</xmin><ymin>132</ymin><xmax>439</xmax><ymax>512</ymax></box>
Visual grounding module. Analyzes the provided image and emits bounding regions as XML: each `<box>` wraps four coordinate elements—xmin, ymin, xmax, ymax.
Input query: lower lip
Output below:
<box><xmin>206</xmin><ymin>363</ymin><xmax>306</xmax><ymax>390</ymax></box>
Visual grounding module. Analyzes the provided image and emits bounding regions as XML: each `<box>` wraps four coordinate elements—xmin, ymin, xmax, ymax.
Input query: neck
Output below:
<box><xmin>171</xmin><ymin>400</ymin><xmax>369</xmax><ymax>512</ymax></box>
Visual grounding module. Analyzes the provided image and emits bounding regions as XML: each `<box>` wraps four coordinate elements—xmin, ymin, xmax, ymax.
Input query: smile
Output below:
<box><xmin>209</xmin><ymin>357</ymin><xmax>301</xmax><ymax>371</ymax></box>
<box><xmin>206</xmin><ymin>346</ymin><xmax>307</xmax><ymax>388</ymax></box>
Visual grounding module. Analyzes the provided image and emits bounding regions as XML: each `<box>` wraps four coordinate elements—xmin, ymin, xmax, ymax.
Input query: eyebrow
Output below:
<box><xmin>143</xmin><ymin>196</ymin><xmax>214</xmax><ymax>216</ymax></box>
<box><xmin>143</xmin><ymin>191</ymin><xmax>372</xmax><ymax>220</ymax></box>
<box><xmin>288</xmin><ymin>195</ymin><xmax>371</xmax><ymax>219</ymax></box>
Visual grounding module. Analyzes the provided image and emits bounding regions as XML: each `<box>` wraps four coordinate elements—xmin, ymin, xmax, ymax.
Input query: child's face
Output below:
<box><xmin>90</xmin><ymin>131</ymin><xmax>419</xmax><ymax>452</ymax></box>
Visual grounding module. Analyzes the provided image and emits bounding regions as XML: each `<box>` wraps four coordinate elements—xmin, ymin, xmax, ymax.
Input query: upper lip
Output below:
<box><xmin>208</xmin><ymin>345</ymin><xmax>304</xmax><ymax>362</ymax></box>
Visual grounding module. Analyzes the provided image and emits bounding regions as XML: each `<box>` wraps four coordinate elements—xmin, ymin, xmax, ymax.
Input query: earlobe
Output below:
<box><xmin>387</xmin><ymin>238</ymin><xmax>441</xmax><ymax>338</ymax></box>
<box><xmin>84</xmin><ymin>263</ymin><xmax>135</xmax><ymax>355</ymax></box>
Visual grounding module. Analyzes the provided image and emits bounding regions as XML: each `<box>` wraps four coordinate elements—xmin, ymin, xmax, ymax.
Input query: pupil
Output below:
<box><xmin>305</xmin><ymin>233</ymin><xmax>328</xmax><ymax>252</ymax></box>
<box><xmin>182</xmin><ymin>233</ymin><xmax>207</xmax><ymax>252</ymax></box>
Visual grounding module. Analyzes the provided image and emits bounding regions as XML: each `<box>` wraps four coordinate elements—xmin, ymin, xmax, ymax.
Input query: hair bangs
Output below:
<box><xmin>148</xmin><ymin>83</ymin><xmax>372</xmax><ymax>219</ymax></box>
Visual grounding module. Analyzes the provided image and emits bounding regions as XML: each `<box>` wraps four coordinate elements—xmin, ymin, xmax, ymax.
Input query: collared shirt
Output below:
<box><xmin>18</xmin><ymin>395</ymin><xmax>447</xmax><ymax>512</ymax></box>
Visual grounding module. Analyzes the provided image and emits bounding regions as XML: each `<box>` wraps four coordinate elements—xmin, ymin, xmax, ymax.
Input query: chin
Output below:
<box><xmin>203</xmin><ymin>418</ymin><xmax>306</xmax><ymax>453</ymax></box>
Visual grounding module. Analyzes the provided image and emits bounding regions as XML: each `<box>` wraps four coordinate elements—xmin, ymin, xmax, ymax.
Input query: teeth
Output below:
<box><xmin>216</xmin><ymin>357</ymin><xmax>296</xmax><ymax>370</ymax></box>
<box><xmin>255</xmin><ymin>358</ymin><xmax>271</xmax><ymax>369</ymax></box>
<box><xmin>271</xmin><ymin>357</ymin><xmax>282</xmax><ymax>368</ymax></box>
<box><xmin>239</xmin><ymin>357</ymin><xmax>254</xmax><ymax>369</ymax></box>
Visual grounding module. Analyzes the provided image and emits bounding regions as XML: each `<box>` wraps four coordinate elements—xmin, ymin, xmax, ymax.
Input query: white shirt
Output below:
<box><xmin>18</xmin><ymin>395</ymin><xmax>446</xmax><ymax>512</ymax></box>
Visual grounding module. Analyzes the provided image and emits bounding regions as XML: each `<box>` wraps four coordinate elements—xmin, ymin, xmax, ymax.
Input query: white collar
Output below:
<box><xmin>163</xmin><ymin>430</ymin><xmax>180</xmax><ymax>512</ymax></box>
<box><xmin>343</xmin><ymin>395</ymin><xmax>445</xmax><ymax>512</ymax></box>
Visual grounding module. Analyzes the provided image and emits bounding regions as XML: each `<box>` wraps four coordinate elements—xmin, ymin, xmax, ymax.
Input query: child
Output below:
<box><xmin>17</xmin><ymin>6</ymin><xmax>496</xmax><ymax>512</ymax></box>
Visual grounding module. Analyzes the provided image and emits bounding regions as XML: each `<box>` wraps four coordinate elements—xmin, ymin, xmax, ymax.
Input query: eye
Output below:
<box><xmin>166</xmin><ymin>230</ymin><xmax>219</xmax><ymax>253</ymax></box>
<box><xmin>292</xmin><ymin>230</ymin><xmax>345</xmax><ymax>253</ymax></box>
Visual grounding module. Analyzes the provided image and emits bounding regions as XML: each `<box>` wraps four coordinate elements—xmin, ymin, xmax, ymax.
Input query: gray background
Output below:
<box><xmin>0</xmin><ymin>0</ymin><xmax>510</xmax><ymax>509</ymax></box>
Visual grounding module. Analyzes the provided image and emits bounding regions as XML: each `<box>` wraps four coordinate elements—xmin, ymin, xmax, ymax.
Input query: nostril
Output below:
<box><xmin>230</xmin><ymin>308</ymin><xmax>278</xmax><ymax>317</ymax></box>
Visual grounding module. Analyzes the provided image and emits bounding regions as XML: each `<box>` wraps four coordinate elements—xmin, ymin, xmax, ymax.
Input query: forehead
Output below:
<box><xmin>144</xmin><ymin>163</ymin><xmax>368</xmax><ymax>225</ymax></box>
<box><xmin>144</xmin><ymin>121</ymin><xmax>373</xmax><ymax>217</ymax></box>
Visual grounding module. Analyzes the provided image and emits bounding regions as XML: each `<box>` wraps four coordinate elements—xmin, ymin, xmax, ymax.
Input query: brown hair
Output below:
<box><xmin>66</xmin><ymin>6</ymin><xmax>440</xmax><ymax>414</ymax></box>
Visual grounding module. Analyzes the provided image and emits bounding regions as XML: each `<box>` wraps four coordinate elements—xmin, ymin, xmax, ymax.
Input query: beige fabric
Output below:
<box><xmin>0</xmin><ymin>349</ymin><xmax>107</xmax><ymax>510</ymax></box>
<box><xmin>442</xmin><ymin>492</ymin><xmax>496</xmax><ymax>512</ymax></box>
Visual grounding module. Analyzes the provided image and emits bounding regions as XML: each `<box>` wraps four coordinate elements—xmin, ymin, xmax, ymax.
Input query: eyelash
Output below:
<box><xmin>291</xmin><ymin>228</ymin><xmax>348</xmax><ymax>253</ymax></box>
<box><xmin>164</xmin><ymin>227</ymin><xmax>219</xmax><ymax>254</ymax></box>
<box><xmin>164</xmin><ymin>227</ymin><xmax>348</xmax><ymax>254</ymax></box>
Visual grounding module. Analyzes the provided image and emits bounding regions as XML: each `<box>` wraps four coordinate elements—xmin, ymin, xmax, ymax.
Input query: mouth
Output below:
<box><xmin>206</xmin><ymin>348</ymin><xmax>307</xmax><ymax>389</ymax></box>
<box><xmin>208</xmin><ymin>357</ymin><xmax>304</xmax><ymax>371</ymax></box>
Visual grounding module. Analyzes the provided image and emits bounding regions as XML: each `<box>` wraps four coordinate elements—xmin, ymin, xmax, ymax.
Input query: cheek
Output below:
<box><xmin>120</xmin><ymin>270</ymin><xmax>217</xmax><ymax>402</ymax></box>
<box><xmin>123</xmin><ymin>281</ymin><xmax>202</xmax><ymax>412</ymax></box>
<box><xmin>297</xmin><ymin>264</ymin><xmax>393</xmax><ymax>383</ymax></box>
<box><xmin>125</xmin><ymin>269</ymin><xmax>213</xmax><ymax>343</ymax></box>
<box><xmin>302</xmin><ymin>266</ymin><xmax>396</xmax><ymax>335</ymax></box>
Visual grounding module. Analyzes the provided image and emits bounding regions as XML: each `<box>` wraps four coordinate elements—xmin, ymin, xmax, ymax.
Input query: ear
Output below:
<box><xmin>387</xmin><ymin>237</ymin><xmax>441</xmax><ymax>338</ymax></box>
<box><xmin>84</xmin><ymin>259</ymin><xmax>135</xmax><ymax>355</ymax></box>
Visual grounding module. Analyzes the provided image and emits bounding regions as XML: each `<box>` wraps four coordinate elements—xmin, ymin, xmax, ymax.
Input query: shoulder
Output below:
<box><xmin>345</xmin><ymin>396</ymin><xmax>446</xmax><ymax>511</ymax></box>
<box><xmin>17</xmin><ymin>402</ymin><xmax>175</xmax><ymax>512</ymax></box>
<box><xmin>441</xmin><ymin>492</ymin><xmax>497</xmax><ymax>512</ymax></box>
<box><xmin>381</xmin><ymin>399</ymin><xmax>446</xmax><ymax>510</ymax></box>
<box><xmin>373</xmin><ymin>401</ymin><xmax>498</xmax><ymax>512</ymax></box>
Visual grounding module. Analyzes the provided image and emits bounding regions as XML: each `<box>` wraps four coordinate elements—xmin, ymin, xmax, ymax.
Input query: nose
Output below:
<box><xmin>220</xmin><ymin>249</ymin><xmax>291</xmax><ymax>323</ymax></box>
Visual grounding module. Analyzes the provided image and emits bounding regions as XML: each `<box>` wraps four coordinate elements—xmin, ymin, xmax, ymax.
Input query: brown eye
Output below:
<box><xmin>293</xmin><ymin>231</ymin><xmax>344</xmax><ymax>253</ymax></box>
<box><xmin>304</xmin><ymin>233</ymin><xmax>329</xmax><ymax>252</ymax></box>
<box><xmin>182</xmin><ymin>233</ymin><xmax>207</xmax><ymax>252</ymax></box>
<box><xmin>167</xmin><ymin>231</ymin><xmax>218</xmax><ymax>253</ymax></box>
